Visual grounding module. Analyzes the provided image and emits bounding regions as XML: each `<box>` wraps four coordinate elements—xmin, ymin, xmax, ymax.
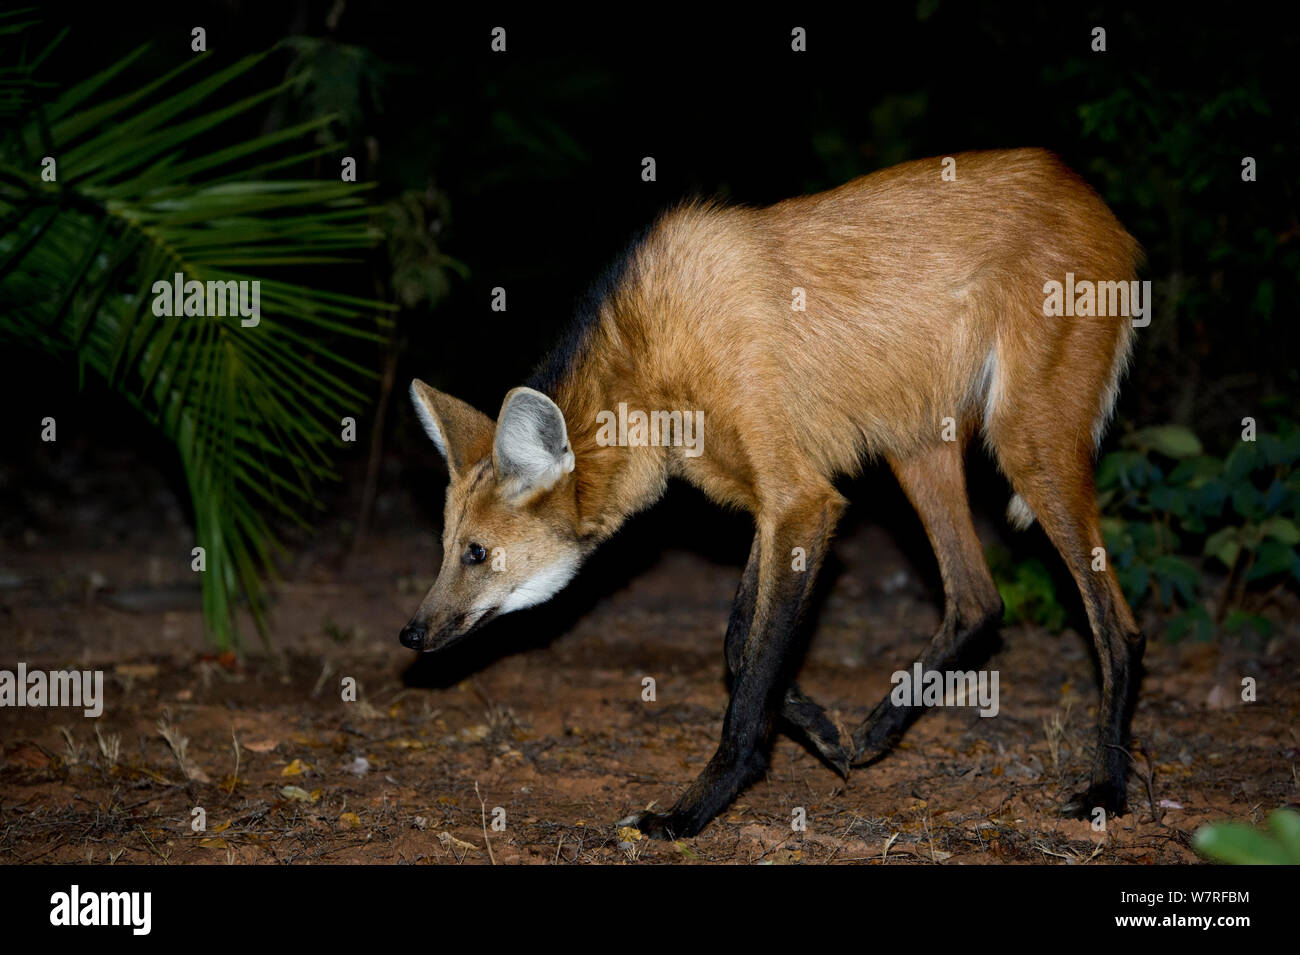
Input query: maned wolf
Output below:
<box><xmin>400</xmin><ymin>148</ymin><xmax>1145</xmax><ymax>838</ymax></box>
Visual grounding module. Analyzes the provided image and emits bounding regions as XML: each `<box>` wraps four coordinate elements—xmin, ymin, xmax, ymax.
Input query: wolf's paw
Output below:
<box><xmin>794</xmin><ymin>714</ymin><xmax>851</xmax><ymax>777</ymax></box>
<box><xmin>782</xmin><ymin>685</ymin><xmax>851</xmax><ymax>778</ymax></box>
<box><xmin>813</xmin><ymin>738</ymin><xmax>852</xmax><ymax>779</ymax></box>
<box><xmin>850</xmin><ymin>713</ymin><xmax>906</xmax><ymax>767</ymax></box>
<box><xmin>616</xmin><ymin>809</ymin><xmax>701</xmax><ymax>840</ymax></box>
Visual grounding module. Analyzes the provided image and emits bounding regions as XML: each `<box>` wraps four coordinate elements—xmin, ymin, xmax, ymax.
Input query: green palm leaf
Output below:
<box><xmin>0</xmin><ymin>30</ymin><xmax>392</xmax><ymax>649</ymax></box>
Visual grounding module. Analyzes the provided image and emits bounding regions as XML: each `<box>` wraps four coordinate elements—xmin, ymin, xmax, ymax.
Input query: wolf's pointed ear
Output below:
<box><xmin>409</xmin><ymin>379</ymin><xmax>495</xmax><ymax>481</ymax></box>
<box><xmin>493</xmin><ymin>387</ymin><xmax>575</xmax><ymax>500</ymax></box>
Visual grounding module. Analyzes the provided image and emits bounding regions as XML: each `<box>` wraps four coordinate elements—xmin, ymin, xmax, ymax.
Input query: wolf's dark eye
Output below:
<box><xmin>464</xmin><ymin>542</ymin><xmax>487</xmax><ymax>565</ymax></box>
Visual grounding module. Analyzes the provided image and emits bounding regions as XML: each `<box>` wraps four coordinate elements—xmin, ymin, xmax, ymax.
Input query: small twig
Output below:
<box><xmin>475</xmin><ymin>781</ymin><xmax>496</xmax><ymax>865</ymax></box>
<box><xmin>227</xmin><ymin>727</ymin><xmax>242</xmax><ymax>796</ymax></box>
<box><xmin>19</xmin><ymin>836</ymin><xmax>67</xmax><ymax>864</ymax></box>
<box><xmin>311</xmin><ymin>661</ymin><xmax>335</xmax><ymax>698</ymax></box>
<box><xmin>824</xmin><ymin>811</ymin><xmax>861</xmax><ymax>864</ymax></box>
<box><xmin>115</xmin><ymin>783</ymin><xmax>187</xmax><ymax>813</ymax></box>
<box><xmin>922</xmin><ymin>813</ymin><xmax>942</xmax><ymax>864</ymax></box>
<box><xmin>754</xmin><ymin>831</ymin><xmax>795</xmax><ymax>862</ymax></box>
<box><xmin>1034</xmin><ymin>842</ymin><xmax>1073</xmax><ymax>860</ymax></box>
<box><xmin>135</xmin><ymin>826</ymin><xmax>169</xmax><ymax>863</ymax></box>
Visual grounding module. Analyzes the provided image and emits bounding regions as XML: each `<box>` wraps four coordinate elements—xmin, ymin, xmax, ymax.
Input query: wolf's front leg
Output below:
<box><xmin>726</xmin><ymin>531</ymin><xmax>849</xmax><ymax>775</ymax></box>
<box><xmin>619</xmin><ymin>490</ymin><xmax>844</xmax><ymax>838</ymax></box>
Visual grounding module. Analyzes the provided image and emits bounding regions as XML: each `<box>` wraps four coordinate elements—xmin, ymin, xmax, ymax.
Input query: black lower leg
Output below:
<box><xmin>622</xmin><ymin>497</ymin><xmax>842</xmax><ymax>838</ymax></box>
<box><xmin>1062</xmin><ymin>611</ymin><xmax>1145</xmax><ymax>819</ymax></box>
<box><xmin>851</xmin><ymin>602</ymin><xmax>1002</xmax><ymax>765</ymax></box>
<box><xmin>725</xmin><ymin>533</ymin><xmax>848</xmax><ymax>776</ymax></box>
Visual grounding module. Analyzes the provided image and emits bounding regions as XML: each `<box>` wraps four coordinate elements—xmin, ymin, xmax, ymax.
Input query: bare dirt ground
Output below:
<box><xmin>2</xmin><ymin>440</ymin><xmax>1297</xmax><ymax>865</ymax></box>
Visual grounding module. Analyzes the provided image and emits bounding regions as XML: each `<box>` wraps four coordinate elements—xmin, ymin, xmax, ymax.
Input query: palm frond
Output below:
<box><xmin>0</xmin><ymin>32</ymin><xmax>392</xmax><ymax>649</ymax></box>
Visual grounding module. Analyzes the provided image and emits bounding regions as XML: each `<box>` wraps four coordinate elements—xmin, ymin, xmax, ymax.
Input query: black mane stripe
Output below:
<box><xmin>525</xmin><ymin>222</ymin><xmax>653</xmax><ymax>398</ymax></box>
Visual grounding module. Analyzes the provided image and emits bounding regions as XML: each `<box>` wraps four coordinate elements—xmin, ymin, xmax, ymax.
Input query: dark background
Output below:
<box><xmin>10</xmin><ymin>4</ymin><xmax>1296</xmax><ymax>415</ymax></box>
<box><xmin>1</xmin><ymin>2</ymin><xmax>1297</xmax><ymax>871</ymax></box>
<box><xmin>3</xmin><ymin>2</ymin><xmax>1297</xmax><ymax>630</ymax></box>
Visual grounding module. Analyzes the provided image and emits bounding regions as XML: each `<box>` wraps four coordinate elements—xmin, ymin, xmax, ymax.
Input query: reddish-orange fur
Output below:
<box><xmin>408</xmin><ymin>148</ymin><xmax>1146</xmax><ymax>835</ymax></box>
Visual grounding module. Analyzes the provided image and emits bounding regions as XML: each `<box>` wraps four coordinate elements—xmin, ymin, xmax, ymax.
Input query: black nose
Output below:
<box><xmin>398</xmin><ymin>624</ymin><xmax>427</xmax><ymax>650</ymax></box>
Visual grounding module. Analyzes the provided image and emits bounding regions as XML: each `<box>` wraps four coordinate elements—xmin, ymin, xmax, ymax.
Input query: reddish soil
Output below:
<box><xmin>2</xmin><ymin>444</ymin><xmax>1296</xmax><ymax>865</ymax></box>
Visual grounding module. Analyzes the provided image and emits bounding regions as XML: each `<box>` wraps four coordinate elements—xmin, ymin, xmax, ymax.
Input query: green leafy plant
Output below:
<box><xmin>1194</xmin><ymin>809</ymin><xmax>1300</xmax><ymax>865</ymax></box>
<box><xmin>987</xmin><ymin>546</ymin><xmax>1068</xmax><ymax>632</ymax></box>
<box><xmin>0</xmin><ymin>16</ymin><xmax>390</xmax><ymax>648</ymax></box>
<box><xmin>996</xmin><ymin>420</ymin><xmax>1300</xmax><ymax>640</ymax></box>
<box><xmin>1099</xmin><ymin>421</ymin><xmax>1300</xmax><ymax>640</ymax></box>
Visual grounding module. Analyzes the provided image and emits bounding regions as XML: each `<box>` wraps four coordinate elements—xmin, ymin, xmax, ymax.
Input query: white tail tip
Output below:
<box><xmin>1007</xmin><ymin>493</ymin><xmax>1036</xmax><ymax>530</ymax></box>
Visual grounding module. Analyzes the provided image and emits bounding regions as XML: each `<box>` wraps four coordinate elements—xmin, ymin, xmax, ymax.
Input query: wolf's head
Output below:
<box><xmin>399</xmin><ymin>380</ymin><xmax>585</xmax><ymax>652</ymax></box>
